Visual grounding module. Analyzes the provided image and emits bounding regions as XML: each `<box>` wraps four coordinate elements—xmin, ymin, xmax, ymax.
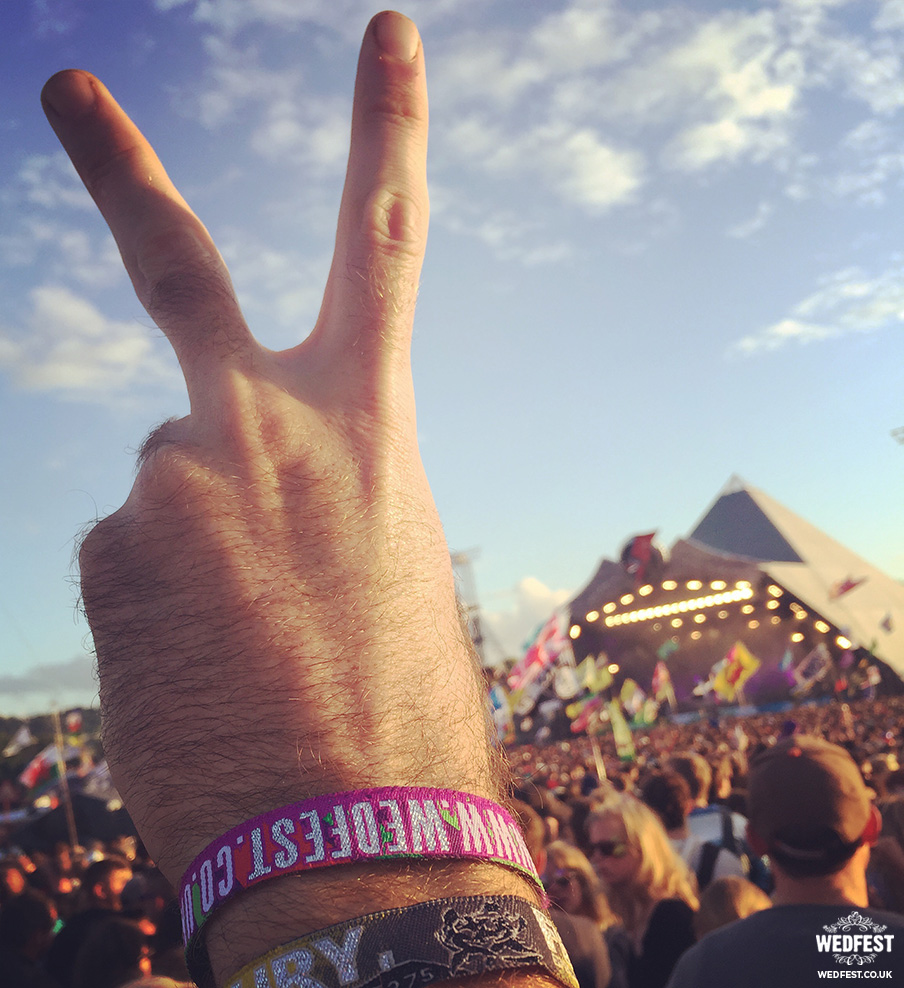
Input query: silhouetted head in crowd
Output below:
<box><xmin>0</xmin><ymin>888</ymin><xmax>58</xmax><ymax>962</ymax></box>
<box><xmin>668</xmin><ymin>753</ymin><xmax>712</xmax><ymax>808</ymax></box>
<box><xmin>640</xmin><ymin>770</ymin><xmax>692</xmax><ymax>833</ymax></box>
<box><xmin>71</xmin><ymin>916</ymin><xmax>150</xmax><ymax>988</ymax></box>
<box><xmin>82</xmin><ymin>856</ymin><xmax>132</xmax><ymax>911</ymax></box>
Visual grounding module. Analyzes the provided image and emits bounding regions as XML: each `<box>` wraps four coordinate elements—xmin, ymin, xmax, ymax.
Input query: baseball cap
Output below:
<box><xmin>748</xmin><ymin>736</ymin><xmax>872</xmax><ymax>869</ymax></box>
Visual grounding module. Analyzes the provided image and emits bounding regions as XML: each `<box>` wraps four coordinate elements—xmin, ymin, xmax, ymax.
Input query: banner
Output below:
<box><xmin>2</xmin><ymin>724</ymin><xmax>36</xmax><ymax>758</ymax></box>
<box><xmin>607</xmin><ymin>700</ymin><xmax>635</xmax><ymax>762</ymax></box>
<box><xmin>507</xmin><ymin>611</ymin><xmax>568</xmax><ymax>693</ymax></box>
<box><xmin>713</xmin><ymin>641</ymin><xmax>761</xmax><ymax>702</ymax></box>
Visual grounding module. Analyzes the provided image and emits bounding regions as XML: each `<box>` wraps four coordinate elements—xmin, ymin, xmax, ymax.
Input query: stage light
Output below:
<box><xmin>766</xmin><ymin>600</ymin><xmax>779</xmax><ymax>610</ymax></box>
<box><xmin>837</xmin><ymin>635</ymin><xmax>853</xmax><ymax>649</ymax></box>
<box><xmin>569</xmin><ymin>625</ymin><xmax>581</xmax><ymax>639</ymax></box>
<box><xmin>742</xmin><ymin>604</ymin><xmax>754</xmax><ymax>614</ymax></box>
<box><xmin>748</xmin><ymin>619</ymin><xmax>760</xmax><ymax>629</ymax></box>
<box><xmin>639</xmin><ymin>584</ymin><xmax>653</xmax><ymax>596</ymax></box>
<box><xmin>711</xmin><ymin>580</ymin><xmax>726</xmax><ymax>590</ymax></box>
<box><xmin>603</xmin><ymin>602</ymin><xmax>617</xmax><ymax>613</ymax></box>
<box><xmin>791</xmin><ymin>632</ymin><xmax>804</xmax><ymax>642</ymax></box>
<box><xmin>718</xmin><ymin>610</ymin><xmax>728</xmax><ymax>618</ymax></box>
<box><xmin>768</xmin><ymin>585</ymin><xmax>783</xmax><ymax>597</ymax></box>
<box><xmin>620</xmin><ymin>594</ymin><xmax>634</xmax><ymax>605</ymax></box>
<box><xmin>694</xmin><ymin>614</ymin><xmax>706</xmax><ymax>623</ymax></box>
<box><xmin>687</xmin><ymin>580</ymin><xmax>703</xmax><ymax>590</ymax></box>
<box><xmin>691</xmin><ymin>631</ymin><xmax>702</xmax><ymax>640</ymax></box>
<box><xmin>586</xmin><ymin>610</ymin><xmax>599</xmax><ymax>622</ymax></box>
<box><xmin>771</xmin><ymin>616</ymin><xmax>781</xmax><ymax>625</ymax></box>
<box><xmin>608</xmin><ymin>663</ymin><xmax>620</xmax><ymax>674</ymax></box>
<box><xmin>663</xmin><ymin>580</ymin><xmax>677</xmax><ymax>590</ymax></box>
<box><xmin>814</xmin><ymin>620</ymin><xmax>830</xmax><ymax>633</ymax></box>
<box><xmin>671</xmin><ymin>618</ymin><xmax>683</xmax><ymax>628</ymax></box>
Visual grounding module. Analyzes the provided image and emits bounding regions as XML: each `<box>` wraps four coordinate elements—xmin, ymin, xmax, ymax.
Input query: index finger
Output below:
<box><xmin>41</xmin><ymin>70</ymin><xmax>252</xmax><ymax>381</ymax></box>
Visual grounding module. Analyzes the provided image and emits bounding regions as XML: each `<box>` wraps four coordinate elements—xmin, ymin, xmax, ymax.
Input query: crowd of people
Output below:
<box><xmin>2</xmin><ymin>695</ymin><xmax>903</xmax><ymax>987</ymax></box>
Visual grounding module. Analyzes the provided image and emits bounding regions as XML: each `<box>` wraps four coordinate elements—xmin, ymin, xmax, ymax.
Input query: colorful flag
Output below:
<box><xmin>791</xmin><ymin>643</ymin><xmax>833</xmax><ymax>696</ymax></box>
<box><xmin>713</xmin><ymin>641</ymin><xmax>761</xmax><ymax>702</ymax></box>
<box><xmin>2</xmin><ymin>724</ymin><xmax>36</xmax><ymax>758</ymax></box>
<box><xmin>651</xmin><ymin>661</ymin><xmax>673</xmax><ymax>700</ymax></box>
<box><xmin>829</xmin><ymin>576</ymin><xmax>866</xmax><ymax>599</ymax></box>
<box><xmin>607</xmin><ymin>700</ymin><xmax>635</xmax><ymax>762</ymax></box>
<box><xmin>620</xmin><ymin>679</ymin><xmax>646</xmax><ymax>717</ymax></box>
<box><xmin>488</xmin><ymin>684</ymin><xmax>513</xmax><ymax>742</ymax></box>
<box><xmin>621</xmin><ymin>532</ymin><xmax>657</xmax><ymax>583</ymax></box>
<box><xmin>656</xmin><ymin>639</ymin><xmax>679</xmax><ymax>661</ymax></box>
<box><xmin>569</xmin><ymin>695</ymin><xmax>605</xmax><ymax>734</ymax></box>
<box><xmin>19</xmin><ymin>744</ymin><xmax>62</xmax><ymax>792</ymax></box>
<box><xmin>508</xmin><ymin>611</ymin><xmax>567</xmax><ymax>692</ymax></box>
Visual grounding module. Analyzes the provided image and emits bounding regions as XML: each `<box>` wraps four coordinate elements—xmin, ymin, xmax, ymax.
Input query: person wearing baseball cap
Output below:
<box><xmin>667</xmin><ymin>736</ymin><xmax>904</xmax><ymax>988</ymax></box>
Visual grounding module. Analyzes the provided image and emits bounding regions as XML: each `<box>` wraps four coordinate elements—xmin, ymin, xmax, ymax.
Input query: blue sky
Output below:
<box><xmin>1</xmin><ymin>0</ymin><xmax>902</xmax><ymax>715</ymax></box>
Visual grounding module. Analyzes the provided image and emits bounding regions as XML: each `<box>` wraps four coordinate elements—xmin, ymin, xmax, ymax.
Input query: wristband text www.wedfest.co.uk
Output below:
<box><xmin>179</xmin><ymin>787</ymin><xmax>544</xmax><ymax>944</ymax></box>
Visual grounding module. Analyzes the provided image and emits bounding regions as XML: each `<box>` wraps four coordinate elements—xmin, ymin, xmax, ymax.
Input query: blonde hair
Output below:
<box><xmin>587</xmin><ymin>791</ymin><xmax>699</xmax><ymax>936</ymax></box>
<box><xmin>694</xmin><ymin>876</ymin><xmax>771</xmax><ymax>939</ymax></box>
<box><xmin>545</xmin><ymin>840</ymin><xmax>618</xmax><ymax>931</ymax></box>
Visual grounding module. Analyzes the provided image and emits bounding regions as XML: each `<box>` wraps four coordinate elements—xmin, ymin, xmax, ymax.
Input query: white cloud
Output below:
<box><xmin>481</xmin><ymin>577</ymin><xmax>572</xmax><ymax>663</ymax></box>
<box><xmin>456</xmin><ymin>121</ymin><xmax>644</xmax><ymax>212</ymax></box>
<box><xmin>727</xmin><ymin>200</ymin><xmax>774</xmax><ymax>238</ymax></box>
<box><xmin>734</xmin><ymin>263</ymin><xmax>904</xmax><ymax>353</ymax></box>
<box><xmin>432</xmin><ymin>190</ymin><xmax>573</xmax><ymax>266</ymax></box>
<box><xmin>0</xmin><ymin>285</ymin><xmax>178</xmax><ymax>398</ymax></box>
<box><xmin>217</xmin><ymin>234</ymin><xmax>329</xmax><ymax>334</ymax></box>
<box><xmin>12</xmin><ymin>153</ymin><xmax>94</xmax><ymax>211</ymax></box>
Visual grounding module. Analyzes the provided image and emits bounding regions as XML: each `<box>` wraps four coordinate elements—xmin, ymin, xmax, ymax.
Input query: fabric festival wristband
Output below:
<box><xmin>180</xmin><ymin>788</ymin><xmax>543</xmax><ymax>945</ymax></box>
<box><xmin>224</xmin><ymin>895</ymin><xmax>579</xmax><ymax>988</ymax></box>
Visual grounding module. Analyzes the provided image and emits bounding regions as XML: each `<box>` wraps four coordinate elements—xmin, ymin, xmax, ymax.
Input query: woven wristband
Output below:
<box><xmin>225</xmin><ymin>896</ymin><xmax>578</xmax><ymax>988</ymax></box>
<box><xmin>180</xmin><ymin>788</ymin><xmax>542</xmax><ymax>946</ymax></box>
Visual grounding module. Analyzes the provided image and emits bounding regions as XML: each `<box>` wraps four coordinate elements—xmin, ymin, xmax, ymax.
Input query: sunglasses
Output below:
<box><xmin>587</xmin><ymin>840</ymin><xmax>629</xmax><ymax>858</ymax></box>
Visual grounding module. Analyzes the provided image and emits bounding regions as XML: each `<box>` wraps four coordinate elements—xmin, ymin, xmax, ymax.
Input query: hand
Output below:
<box><xmin>43</xmin><ymin>12</ymin><xmax>528</xmax><ymax>981</ymax></box>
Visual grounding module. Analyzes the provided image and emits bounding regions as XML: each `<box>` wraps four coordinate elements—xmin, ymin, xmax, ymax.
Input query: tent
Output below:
<box><xmin>567</xmin><ymin>478</ymin><xmax>903</xmax><ymax>709</ymax></box>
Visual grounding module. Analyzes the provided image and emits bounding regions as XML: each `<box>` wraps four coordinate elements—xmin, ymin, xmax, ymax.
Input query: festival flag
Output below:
<box><xmin>569</xmin><ymin>695</ymin><xmax>605</xmax><ymax>734</ymax></box>
<box><xmin>488</xmin><ymin>684</ymin><xmax>513</xmax><ymax>743</ymax></box>
<box><xmin>656</xmin><ymin>639</ymin><xmax>679</xmax><ymax>662</ymax></box>
<box><xmin>791</xmin><ymin>642</ymin><xmax>833</xmax><ymax>696</ymax></box>
<box><xmin>553</xmin><ymin>664</ymin><xmax>581</xmax><ymax>700</ymax></box>
<box><xmin>651</xmin><ymin>661</ymin><xmax>676</xmax><ymax>709</ymax></box>
<box><xmin>607</xmin><ymin>700</ymin><xmax>635</xmax><ymax>762</ymax></box>
<box><xmin>507</xmin><ymin>611</ymin><xmax>567</xmax><ymax>692</ymax></box>
<box><xmin>2</xmin><ymin>723</ymin><xmax>36</xmax><ymax>758</ymax></box>
<box><xmin>829</xmin><ymin>576</ymin><xmax>866</xmax><ymax>599</ymax></box>
<box><xmin>779</xmin><ymin>647</ymin><xmax>794</xmax><ymax>673</ymax></box>
<box><xmin>621</xmin><ymin>532</ymin><xmax>657</xmax><ymax>584</ymax></box>
<box><xmin>637</xmin><ymin>697</ymin><xmax>660</xmax><ymax>726</ymax></box>
<box><xmin>619</xmin><ymin>679</ymin><xmax>646</xmax><ymax>717</ymax></box>
<box><xmin>713</xmin><ymin>641</ymin><xmax>761</xmax><ymax>703</ymax></box>
<box><xmin>19</xmin><ymin>744</ymin><xmax>62</xmax><ymax>792</ymax></box>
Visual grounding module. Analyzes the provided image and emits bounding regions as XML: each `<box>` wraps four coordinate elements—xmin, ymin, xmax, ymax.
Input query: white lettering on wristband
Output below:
<box><xmin>180</xmin><ymin>788</ymin><xmax>542</xmax><ymax>945</ymax></box>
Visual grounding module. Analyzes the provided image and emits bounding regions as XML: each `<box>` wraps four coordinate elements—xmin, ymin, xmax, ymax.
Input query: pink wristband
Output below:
<box><xmin>179</xmin><ymin>787</ymin><xmax>542</xmax><ymax>944</ymax></box>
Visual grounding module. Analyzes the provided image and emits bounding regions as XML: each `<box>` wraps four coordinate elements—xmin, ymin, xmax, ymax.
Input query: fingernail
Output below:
<box><xmin>41</xmin><ymin>70</ymin><xmax>97</xmax><ymax>119</ymax></box>
<box><xmin>374</xmin><ymin>11</ymin><xmax>418</xmax><ymax>61</ymax></box>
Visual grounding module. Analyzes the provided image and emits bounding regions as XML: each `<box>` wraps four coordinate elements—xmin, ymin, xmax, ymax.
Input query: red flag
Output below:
<box><xmin>829</xmin><ymin>576</ymin><xmax>866</xmax><ymax>599</ymax></box>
